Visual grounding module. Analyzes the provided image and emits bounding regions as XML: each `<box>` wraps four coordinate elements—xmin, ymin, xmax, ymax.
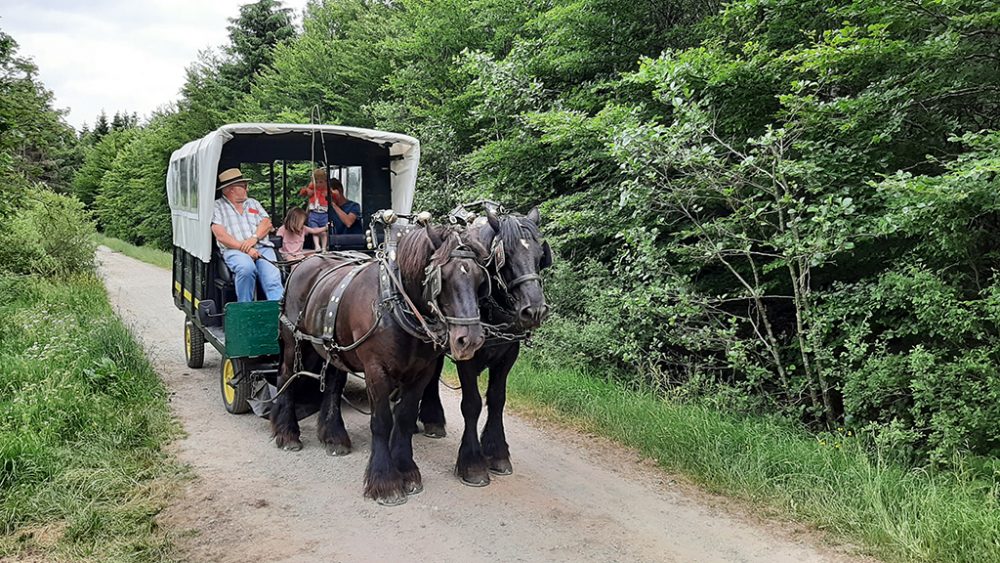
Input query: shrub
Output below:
<box><xmin>0</xmin><ymin>189</ymin><xmax>96</xmax><ymax>278</ymax></box>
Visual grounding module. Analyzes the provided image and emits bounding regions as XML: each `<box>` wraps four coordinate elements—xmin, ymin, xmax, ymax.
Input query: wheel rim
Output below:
<box><xmin>185</xmin><ymin>323</ymin><xmax>192</xmax><ymax>360</ymax></box>
<box><xmin>222</xmin><ymin>359</ymin><xmax>236</xmax><ymax>405</ymax></box>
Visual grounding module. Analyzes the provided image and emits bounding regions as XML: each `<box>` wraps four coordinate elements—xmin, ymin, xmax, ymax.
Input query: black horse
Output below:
<box><xmin>271</xmin><ymin>223</ymin><xmax>490</xmax><ymax>505</ymax></box>
<box><xmin>418</xmin><ymin>207</ymin><xmax>552</xmax><ymax>486</ymax></box>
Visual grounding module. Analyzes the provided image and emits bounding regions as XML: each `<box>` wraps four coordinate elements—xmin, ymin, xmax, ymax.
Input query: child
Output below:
<box><xmin>299</xmin><ymin>168</ymin><xmax>330</xmax><ymax>251</ymax></box>
<box><xmin>276</xmin><ymin>207</ymin><xmax>325</xmax><ymax>261</ymax></box>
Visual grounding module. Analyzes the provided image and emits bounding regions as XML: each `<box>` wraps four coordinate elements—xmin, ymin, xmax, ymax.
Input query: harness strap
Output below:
<box><xmin>322</xmin><ymin>262</ymin><xmax>373</xmax><ymax>343</ymax></box>
<box><xmin>506</xmin><ymin>272</ymin><xmax>542</xmax><ymax>290</ymax></box>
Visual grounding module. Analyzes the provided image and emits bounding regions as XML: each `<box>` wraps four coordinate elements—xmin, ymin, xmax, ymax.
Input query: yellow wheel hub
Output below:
<box><xmin>185</xmin><ymin>324</ymin><xmax>192</xmax><ymax>359</ymax></box>
<box><xmin>222</xmin><ymin>359</ymin><xmax>236</xmax><ymax>405</ymax></box>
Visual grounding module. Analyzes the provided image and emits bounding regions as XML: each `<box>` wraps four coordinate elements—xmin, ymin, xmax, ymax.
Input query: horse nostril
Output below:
<box><xmin>456</xmin><ymin>335</ymin><xmax>469</xmax><ymax>349</ymax></box>
<box><xmin>538</xmin><ymin>304</ymin><xmax>550</xmax><ymax>321</ymax></box>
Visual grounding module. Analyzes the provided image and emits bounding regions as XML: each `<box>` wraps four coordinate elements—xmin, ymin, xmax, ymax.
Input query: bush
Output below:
<box><xmin>0</xmin><ymin>189</ymin><xmax>96</xmax><ymax>278</ymax></box>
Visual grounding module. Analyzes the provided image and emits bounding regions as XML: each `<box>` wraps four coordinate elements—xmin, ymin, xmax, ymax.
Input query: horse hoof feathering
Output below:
<box><xmin>488</xmin><ymin>458</ymin><xmax>513</xmax><ymax>475</ymax></box>
<box><xmin>275</xmin><ymin>436</ymin><xmax>303</xmax><ymax>452</ymax></box>
<box><xmin>325</xmin><ymin>443</ymin><xmax>351</xmax><ymax>456</ymax></box>
<box><xmin>422</xmin><ymin>422</ymin><xmax>447</xmax><ymax>438</ymax></box>
<box><xmin>376</xmin><ymin>493</ymin><xmax>408</xmax><ymax>507</ymax></box>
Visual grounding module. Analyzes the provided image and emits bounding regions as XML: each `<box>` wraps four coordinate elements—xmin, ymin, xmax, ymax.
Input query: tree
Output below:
<box><xmin>93</xmin><ymin>111</ymin><xmax>110</xmax><ymax>139</ymax></box>
<box><xmin>0</xmin><ymin>27</ymin><xmax>77</xmax><ymax>191</ymax></box>
<box><xmin>224</xmin><ymin>0</ymin><xmax>296</xmax><ymax>93</ymax></box>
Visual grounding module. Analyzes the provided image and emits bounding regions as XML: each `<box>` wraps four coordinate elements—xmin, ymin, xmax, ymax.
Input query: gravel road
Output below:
<box><xmin>97</xmin><ymin>247</ymin><xmax>864</xmax><ymax>563</ymax></box>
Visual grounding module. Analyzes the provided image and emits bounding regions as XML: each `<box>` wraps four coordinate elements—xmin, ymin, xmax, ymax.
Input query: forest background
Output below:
<box><xmin>6</xmin><ymin>0</ymin><xmax>1000</xmax><ymax>490</ymax></box>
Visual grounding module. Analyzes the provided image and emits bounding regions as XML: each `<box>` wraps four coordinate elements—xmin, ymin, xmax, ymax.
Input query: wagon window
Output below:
<box><xmin>331</xmin><ymin>166</ymin><xmax>363</xmax><ymax>211</ymax></box>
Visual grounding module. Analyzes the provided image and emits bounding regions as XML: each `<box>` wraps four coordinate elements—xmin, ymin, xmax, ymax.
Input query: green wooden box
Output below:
<box><xmin>224</xmin><ymin>300</ymin><xmax>280</xmax><ymax>358</ymax></box>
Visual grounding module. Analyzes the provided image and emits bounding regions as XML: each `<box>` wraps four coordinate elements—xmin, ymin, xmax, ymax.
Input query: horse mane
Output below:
<box><xmin>396</xmin><ymin>224</ymin><xmax>464</xmax><ymax>284</ymax></box>
<box><xmin>497</xmin><ymin>213</ymin><xmax>542</xmax><ymax>249</ymax></box>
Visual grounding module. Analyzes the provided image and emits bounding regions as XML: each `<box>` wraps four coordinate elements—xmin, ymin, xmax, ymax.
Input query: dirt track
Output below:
<box><xmin>97</xmin><ymin>247</ymin><xmax>865</xmax><ymax>563</ymax></box>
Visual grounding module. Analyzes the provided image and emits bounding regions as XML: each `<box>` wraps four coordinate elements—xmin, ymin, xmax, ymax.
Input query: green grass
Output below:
<box><xmin>495</xmin><ymin>354</ymin><xmax>1000</xmax><ymax>563</ymax></box>
<box><xmin>94</xmin><ymin>235</ymin><xmax>173</xmax><ymax>270</ymax></box>
<box><xmin>0</xmin><ymin>273</ymin><xmax>183</xmax><ymax>561</ymax></box>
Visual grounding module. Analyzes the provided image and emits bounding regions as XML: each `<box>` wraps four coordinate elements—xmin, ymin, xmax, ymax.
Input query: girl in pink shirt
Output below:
<box><xmin>277</xmin><ymin>208</ymin><xmax>326</xmax><ymax>260</ymax></box>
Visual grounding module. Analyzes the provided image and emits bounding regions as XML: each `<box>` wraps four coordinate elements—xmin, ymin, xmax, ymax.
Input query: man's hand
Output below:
<box><xmin>248</xmin><ymin>247</ymin><xmax>261</xmax><ymax>260</ymax></box>
<box><xmin>239</xmin><ymin>236</ymin><xmax>257</xmax><ymax>253</ymax></box>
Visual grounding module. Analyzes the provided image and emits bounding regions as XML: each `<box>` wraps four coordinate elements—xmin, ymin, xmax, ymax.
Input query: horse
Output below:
<box><xmin>417</xmin><ymin>206</ymin><xmax>552</xmax><ymax>487</ymax></box>
<box><xmin>271</xmin><ymin>223</ymin><xmax>491</xmax><ymax>505</ymax></box>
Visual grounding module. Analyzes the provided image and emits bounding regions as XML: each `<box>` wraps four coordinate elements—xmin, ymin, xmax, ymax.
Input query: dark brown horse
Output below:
<box><xmin>271</xmin><ymin>223</ymin><xmax>490</xmax><ymax>505</ymax></box>
<box><xmin>418</xmin><ymin>207</ymin><xmax>552</xmax><ymax>486</ymax></box>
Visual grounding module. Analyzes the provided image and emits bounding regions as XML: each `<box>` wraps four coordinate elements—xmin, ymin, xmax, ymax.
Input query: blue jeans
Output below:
<box><xmin>223</xmin><ymin>246</ymin><xmax>283</xmax><ymax>302</ymax></box>
<box><xmin>307</xmin><ymin>210</ymin><xmax>328</xmax><ymax>228</ymax></box>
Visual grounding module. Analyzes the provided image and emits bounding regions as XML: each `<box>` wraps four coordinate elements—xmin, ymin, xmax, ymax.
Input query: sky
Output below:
<box><xmin>1</xmin><ymin>0</ymin><xmax>310</xmax><ymax>130</ymax></box>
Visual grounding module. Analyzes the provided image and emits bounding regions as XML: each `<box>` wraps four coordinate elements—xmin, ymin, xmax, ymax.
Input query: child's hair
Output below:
<box><xmin>284</xmin><ymin>207</ymin><xmax>308</xmax><ymax>235</ymax></box>
<box><xmin>312</xmin><ymin>167</ymin><xmax>328</xmax><ymax>185</ymax></box>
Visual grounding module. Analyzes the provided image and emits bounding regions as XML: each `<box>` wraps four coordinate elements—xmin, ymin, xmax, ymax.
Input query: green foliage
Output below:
<box><xmin>503</xmin><ymin>352</ymin><xmax>1000</xmax><ymax>563</ymax></box>
<box><xmin>72</xmin><ymin>127</ymin><xmax>138</xmax><ymax>210</ymax></box>
<box><xmin>0</xmin><ymin>28</ymin><xmax>78</xmax><ymax>192</ymax></box>
<box><xmin>95</xmin><ymin>114</ymin><xmax>186</xmax><ymax>249</ymax></box>
<box><xmin>0</xmin><ymin>275</ymin><xmax>180</xmax><ymax>560</ymax></box>
<box><xmin>0</xmin><ymin>189</ymin><xmax>96</xmax><ymax>278</ymax></box>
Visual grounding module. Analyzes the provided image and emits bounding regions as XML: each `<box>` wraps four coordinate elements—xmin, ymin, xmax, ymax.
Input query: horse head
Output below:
<box><xmin>480</xmin><ymin>205</ymin><xmax>552</xmax><ymax>330</ymax></box>
<box><xmin>398</xmin><ymin>223</ymin><xmax>489</xmax><ymax>360</ymax></box>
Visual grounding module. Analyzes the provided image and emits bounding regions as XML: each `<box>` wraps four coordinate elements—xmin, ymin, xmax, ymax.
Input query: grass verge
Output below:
<box><xmin>0</xmin><ymin>273</ymin><xmax>183</xmax><ymax>561</ymax></box>
<box><xmin>94</xmin><ymin>235</ymin><xmax>173</xmax><ymax>270</ymax></box>
<box><xmin>498</xmin><ymin>353</ymin><xmax>1000</xmax><ymax>563</ymax></box>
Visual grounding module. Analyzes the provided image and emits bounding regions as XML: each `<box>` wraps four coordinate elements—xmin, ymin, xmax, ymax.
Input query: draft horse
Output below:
<box><xmin>418</xmin><ymin>207</ymin><xmax>552</xmax><ymax>486</ymax></box>
<box><xmin>271</xmin><ymin>223</ymin><xmax>490</xmax><ymax>505</ymax></box>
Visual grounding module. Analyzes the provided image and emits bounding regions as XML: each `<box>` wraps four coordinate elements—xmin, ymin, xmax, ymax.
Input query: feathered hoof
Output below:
<box><xmin>422</xmin><ymin>422</ymin><xmax>447</xmax><ymax>439</ymax></box>
<box><xmin>488</xmin><ymin>458</ymin><xmax>513</xmax><ymax>475</ymax></box>
<box><xmin>325</xmin><ymin>443</ymin><xmax>351</xmax><ymax>456</ymax></box>
<box><xmin>275</xmin><ymin>434</ymin><xmax>303</xmax><ymax>452</ymax></box>
<box><xmin>405</xmin><ymin>481</ymin><xmax>424</xmax><ymax>496</ymax></box>
<box><xmin>456</xmin><ymin>467</ymin><xmax>490</xmax><ymax>487</ymax></box>
<box><xmin>376</xmin><ymin>493</ymin><xmax>408</xmax><ymax>507</ymax></box>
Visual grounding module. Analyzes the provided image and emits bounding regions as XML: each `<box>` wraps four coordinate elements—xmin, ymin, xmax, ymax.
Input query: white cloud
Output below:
<box><xmin>1</xmin><ymin>0</ymin><xmax>310</xmax><ymax>129</ymax></box>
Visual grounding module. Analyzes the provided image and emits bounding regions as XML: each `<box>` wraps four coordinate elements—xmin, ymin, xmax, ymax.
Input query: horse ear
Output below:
<box><xmin>540</xmin><ymin>241</ymin><xmax>552</xmax><ymax>270</ymax></box>
<box><xmin>527</xmin><ymin>207</ymin><xmax>541</xmax><ymax>225</ymax></box>
<box><xmin>486</xmin><ymin>205</ymin><xmax>501</xmax><ymax>234</ymax></box>
<box><xmin>426</xmin><ymin>225</ymin><xmax>443</xmax><ymax>248</ymax></box>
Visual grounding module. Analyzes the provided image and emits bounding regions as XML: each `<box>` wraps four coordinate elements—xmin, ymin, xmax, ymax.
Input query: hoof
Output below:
<box><xmin>456</xmin><ymin>468</ymin><xmax>490</xmax><ymax>487</ymax></box>
<box><xmin>488</xmin><ymin>458</ymin><xmax>513</xmax><ymax>475</ymax></box>
<box><xmin>325</xmin><ymin>443</ymin><xmax>351</xmax><ymax>456</ymax></box>
<box><xmin>423</xmin><ymin>423</ymin><xmax>447</xmax><ymax>439</ymax></box>
<box><xmin>276</xmin><ymin>436</ymin><xmax>303</xmax><ymax>451</ymax></box>
<box><xmin>376</xmin><ymin>493</ymin><xmax>408</xmax><ymax>507</ymax></box>
<box><xmin>405</xmin><ymin>481</ymin><xmax>424</xmax><ymax>496</ymax></box>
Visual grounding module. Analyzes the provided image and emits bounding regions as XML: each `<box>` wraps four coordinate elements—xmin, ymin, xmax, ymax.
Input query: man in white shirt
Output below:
<box><xmin>210</xmin><ymin>168</ymin><xmax>283</xmax><ymax>302</ymax></box>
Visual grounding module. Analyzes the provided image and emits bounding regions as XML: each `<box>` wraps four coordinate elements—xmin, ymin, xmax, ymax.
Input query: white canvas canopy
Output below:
<box><xmin>166</xmin><ymin>123</ymin><xmax>420</xmax><ymax>262</ymax></box>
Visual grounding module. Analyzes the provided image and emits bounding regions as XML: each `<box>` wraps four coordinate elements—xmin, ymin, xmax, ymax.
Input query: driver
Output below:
<box><xmin>211</xmin><ymin>168</ymin><xmax>283</xmax><ymax>302</ymax></box>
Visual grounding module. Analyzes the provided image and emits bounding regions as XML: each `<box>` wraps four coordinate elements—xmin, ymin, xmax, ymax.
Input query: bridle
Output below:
<box><xmin>423</xmin><ymin>242</ymin><xmax>489</xmax><ymax>328</ymax></box>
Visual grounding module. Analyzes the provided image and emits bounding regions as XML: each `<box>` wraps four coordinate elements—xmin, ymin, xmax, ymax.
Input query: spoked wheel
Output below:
<box><xmin>184</xmin><ymin>320</ymin><xmax>205</xmax><ymax>368</ymax></box>
<box><xmin>221</xmin><ymin>356</ymin><xmax>252</xmax><ymax>414</ymax></box>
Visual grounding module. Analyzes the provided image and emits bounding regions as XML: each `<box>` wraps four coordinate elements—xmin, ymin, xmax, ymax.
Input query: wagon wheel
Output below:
<box><xmin>184</xmin><ymin>320</ymin><xmax>205</xmax><ymax>369</ymax></box>
<box><xmin>220</xmin><ymin>357</ymin><xmax>252</xmax><ymax>414</ymax></box>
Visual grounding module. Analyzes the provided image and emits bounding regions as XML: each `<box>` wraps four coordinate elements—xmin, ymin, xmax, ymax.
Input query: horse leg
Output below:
<box><xmin>317</xmin><ymin>367</ymin><xmax>351</xmax><ymax>456</ymax></box>
<box><xmin>417</xmin><ymin>356</ymin><xmax>447</xmax><ymax>438</ymax></box>
<box><xmin>391</xmin><ymin>372</ymin><xmax>434</xmax><ymax>496</ymax></box>
<box><xmin>363</xmin><ymin>373</ymin><xmax>406</xmax><ymax>506</ymax></box>
<box><xmin>481</xmin><ymin>344</ymin><xmax>519</xmax><ymax>475</ymax></box>
<box><xmin>455</xmin><ymin>360</ymin><xmax>490</xmax><ymax>487</ymax></box>
<box><xmin>270</xmin><ymin>329</ymin><xmax>302</xmax><ymax>451</ymax></box>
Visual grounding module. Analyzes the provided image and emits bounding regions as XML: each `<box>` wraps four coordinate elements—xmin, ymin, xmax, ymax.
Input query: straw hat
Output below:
<box><xmin>217</xmin><ymin>168</ymin><xmax>248</xmax><ymax>191</ymax></box>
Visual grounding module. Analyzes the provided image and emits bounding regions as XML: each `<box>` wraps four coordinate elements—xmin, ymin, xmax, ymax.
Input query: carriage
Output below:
<box><xmin>166</xmin><ymin>123</ymin><xmax>420</xmax><ymax>414</ymax></box>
